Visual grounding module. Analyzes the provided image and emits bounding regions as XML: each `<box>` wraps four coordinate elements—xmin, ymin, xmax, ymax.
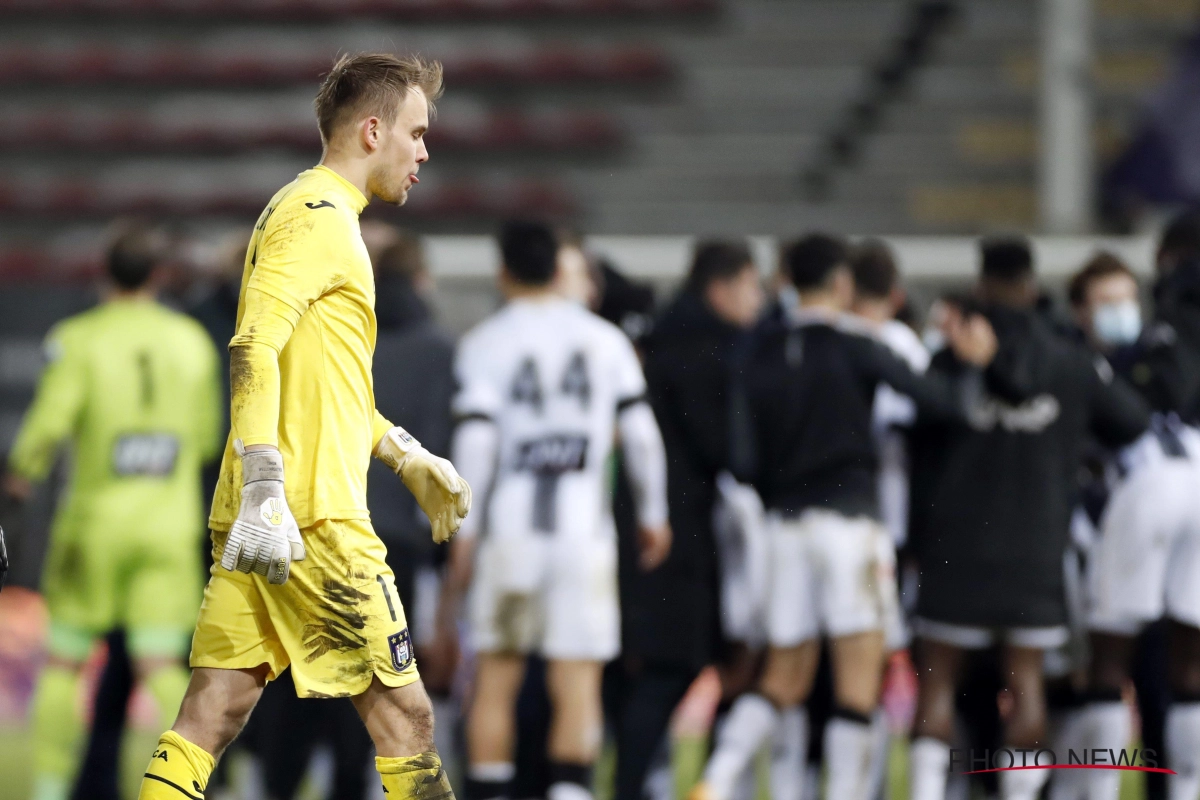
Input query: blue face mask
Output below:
<box><xmin>1092</xmin><ymin>300</ymin><xmax>1142</xmax><ymax>346</ymax></box>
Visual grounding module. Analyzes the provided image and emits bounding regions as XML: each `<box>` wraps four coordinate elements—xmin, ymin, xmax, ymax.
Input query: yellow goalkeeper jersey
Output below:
<box><xmin>209</xmin><ymin>165</ymin><xmax>392</xmax><ymax>531</ymax></box>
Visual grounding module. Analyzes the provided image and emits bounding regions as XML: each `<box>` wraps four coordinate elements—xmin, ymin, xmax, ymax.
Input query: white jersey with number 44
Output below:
<box><xmin>453</xmin><ymin>297</ymin><xmax>647</xmax><ymax>542</ymax></box>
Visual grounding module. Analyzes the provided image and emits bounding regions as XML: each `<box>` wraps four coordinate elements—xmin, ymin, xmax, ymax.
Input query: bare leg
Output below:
<box><xmin>759</xmin><ymin>639</ymin><xmax>821</xmax><ymax>708</ymax></box>
<box><xmin>829</xmin><ymin>630</ymin><xmax>886</xmax><ymax>714</ymax></box>
<box><xmin>826</xmin><ymin>630</ymin><xmax>887</xmax><ymax>800</ymax></box>
<box><xmin>350</xmin><ymin>676</ymin><xmax>439</xmax><ymax>758</ymax></box>
<box><xmin>909</xmin><ymin>639</ymin><xmax>967</xmax><ymax>800</ymax></box>
<box><xmin>545</xmin><ymin>660</ymin><xmax>604</xmax><ymax>764</ymax></box>
<box><xmin>172</xmin><ymin>665</ymin><xmax>269</xmax><ymax>759</ymax></box>
<box><xmin>1089</xmin><ymin>632</ymin><xmax>1137</xmax><ymax>694</ymax></box>
<box><xmin>1002</xmin><ymin>645</ymin><xmax>1047</xmax><ymax>748</ymax></box>
<box><xmin>912</xmin><ymin>638</ymin><xmax>966</xmax><ymax>743</ymax></box>
<box><xmin>466</xmin><ymin>653</ymin><xmax>527</xmax><ymax>765</ymax></box>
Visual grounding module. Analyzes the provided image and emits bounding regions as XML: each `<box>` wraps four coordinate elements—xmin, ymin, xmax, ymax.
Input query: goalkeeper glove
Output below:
<box><xmin>375</xmin><ymin>427</ymin><xmax>471</xmax><ymax>544</ymax></box>
<box><xmin>220</xmin><ymin>443</ymin><xmax>306</xmax><ymax>585</ymax></box>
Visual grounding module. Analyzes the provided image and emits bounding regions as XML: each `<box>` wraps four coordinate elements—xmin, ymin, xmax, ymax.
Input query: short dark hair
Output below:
<box><xmin>107</xmin><ymin>227</ymin><xmax>165</xmax><ymax>290</ymax></box>
<box><xmin>850</xmin><ymin>239</ymin><xmax>898</xmax><ymax>299</ymax></box>
<box><xmin>314</xmin><ymin>53</ymin><xmax>444</xmax><ymax>145</ymax></box>
<box><xmin>687</xmin><ymin>239</ymin><xmax>754</xmax><ymax>293</ymax></box>
<box><xmin>375</xmin><ymin>233</ymin><xmax>426</xmax><ymax>282</ymax></box>
<box><xmin>1068</xmin><ymin>252</ymin><xmax>1136</xmax><ymax>308</ymax></box>
<box><xmin>1158</xmin><ymin>210</ymin><xmax>1200</xmax><ymax>266</ymax></box>
<box><xmin>500</xmin><ymin>220</ymin><xmax>559</xmax><ymax>286</ymax></box>
<box><xmin>781</xmin><ymin>233</ymin><xmax>850</xmax><ymax>290</ymax></box>
<box><xmin>980</xmin><ymin>236</ymin><xmax>1034</xmax><ymax>282</ymax></box>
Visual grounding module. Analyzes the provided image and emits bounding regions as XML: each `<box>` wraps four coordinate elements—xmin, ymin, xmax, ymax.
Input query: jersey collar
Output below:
<box><xmin>312</xmin><ymin>165</ymin><xmax>369</xmax><ymax>215</ymax></box>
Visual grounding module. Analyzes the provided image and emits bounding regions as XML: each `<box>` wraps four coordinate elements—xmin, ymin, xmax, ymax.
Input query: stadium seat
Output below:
<box><xmin>0</xmin><ymin>175</ymin><xmax>576</xmax><ymax>221</ymax></box>
<box><xmin>0</xmin><ymin>43</ymin><xmax>672</xmax><ymax>88</ymax></box>
<box><xmin>0</xmin><ymin>0</ymin><xmax>717</xmax><ymax>21</ymax></box>
<box><xmin>0</xmin><ymin>107</ymin><xmax>624</xmax><ymax>154</ymax></box>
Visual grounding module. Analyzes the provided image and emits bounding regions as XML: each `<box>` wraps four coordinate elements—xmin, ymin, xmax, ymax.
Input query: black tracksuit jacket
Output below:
<box><xmin>910</xmin><ymin>308</ymin><xmax>1149</xmax><ymax>628</ymax></box>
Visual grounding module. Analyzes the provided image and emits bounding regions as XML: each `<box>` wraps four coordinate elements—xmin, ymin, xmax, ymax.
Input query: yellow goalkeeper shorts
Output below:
<box><xmin>190</xmin><ymin>518</ymin><xmax>419</xmax><ymax>698</ymax></box>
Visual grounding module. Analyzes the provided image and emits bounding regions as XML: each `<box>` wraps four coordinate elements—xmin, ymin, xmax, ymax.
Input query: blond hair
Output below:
<box><xmin>314</xmin><ymin>53</ymin><xmax>444</xmax><ymax>144</ymax></box>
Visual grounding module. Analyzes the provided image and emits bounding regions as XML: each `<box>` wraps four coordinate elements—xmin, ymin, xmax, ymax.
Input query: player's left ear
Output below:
<box><xmin>361</xmin><ymin>116</ymin><xmax>383</xmax><ymax>152</ymax></box>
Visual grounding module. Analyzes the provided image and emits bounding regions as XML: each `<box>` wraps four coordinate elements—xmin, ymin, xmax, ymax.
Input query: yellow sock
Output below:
<box><xmin>143</xmin><ymin>664</ymin><xmax>191</xmax><ymax>730</ymax></box>
<box><xmin>377</xmin><ymin>752</ymin><xmax>455</xmax><ymax>799</ymax></box>
<box><xmin>138</xmin><ymin>731</ymin><xmax>214</xmax><ymax>800</ymax></box>
<box><xmin>31</xmin><ymin>665</ymin><xmax>83</xmax><ymax>800</ymax></box>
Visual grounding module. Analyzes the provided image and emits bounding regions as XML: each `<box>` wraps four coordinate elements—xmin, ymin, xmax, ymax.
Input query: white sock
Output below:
<box><xmin>823</xmin><ymin>714</ymin><xmax>874</xmax><ymax>800</ymax></box>
<box><xmin>703</xmin><ymin>693</ymin><xmax>781</xmax><ymax>800</ymax></box>
<box><xmin>547</xmin><ymin>782</ymin><xmax>593</xmax><ymax>800</ymax></box>
<box><xmin>1047</xmin><ymin>707</ymin><xmax>1087</xmax><ymax>800</ymax></box>
<box><xmin>909</xmin><ymin>736</ymin><xmax>951</xmax><ymax>800</ymax></box>
<box><xmin>999</xmin><ymin>761</ymin><xmax>1050</xmax><ymax>800</ymax></box>
<box><xmin>864</xmin><ymin>710</ymin><xmax>890</xmax><ymax>800</ymax></box>
<box><xmin>1167</xmin><ymin>702</ymin><xmax>1200</xmax><ymax>800</ymax></box>
<box><xmin>1083</xmin><ymin>701</ymin><xmax>1130</xmax><ymax>800</ymax></box>
<box><xmin>769</xmin><ymin>706</ymin><xmax>809</xmax><ymax>800</ymax></box>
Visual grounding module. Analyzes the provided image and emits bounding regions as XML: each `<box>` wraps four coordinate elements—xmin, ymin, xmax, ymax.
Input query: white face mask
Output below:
<box><xmin>922</xmin><ymin>327</ymin><xmax>946</xmax><ymax>353</ymax></box>
<box><xmin>1092</xmin><ymin>300</ymin><xmax>1142</xmax><ymax>346</ymax></box>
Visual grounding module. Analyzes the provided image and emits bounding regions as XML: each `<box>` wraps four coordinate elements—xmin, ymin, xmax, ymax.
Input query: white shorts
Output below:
<box><xmin>913</xmin><ymin>618</ymin><xmax>1070</xmax><ymax>650</ymax></box>
<box><xmin>468</xmin><ymin>528</ymin><xmax>619</xmax><ymax>661</ymax></box>
<box><xmin>1087</xmin><ymin>455</ymin><xmax>1200</xmax><ymax>634</ymax></box>
<box><xmin>765</xmin><ymin>509</ymin><xmax>898</xmax><ymax>647</ymax></box>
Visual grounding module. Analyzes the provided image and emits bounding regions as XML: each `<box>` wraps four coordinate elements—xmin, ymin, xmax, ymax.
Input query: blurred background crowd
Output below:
<box><xmin>7</xmin><ymin>1</ymin><xmax>1200</xmax><ymax>800</ymax></box>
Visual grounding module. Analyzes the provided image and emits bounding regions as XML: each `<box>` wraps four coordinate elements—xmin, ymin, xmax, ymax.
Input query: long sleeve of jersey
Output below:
<box><xmin>851</xmin><ymin>335</ymin><xmax>985</xmax><ymax>424</ymax></box>
<box><xmin>227</xmin><ymin>201</ymin><xmax>349</xmax><ymax>448</ymax></box>
<box><xmin>8</xmin><ymin>327</ymin><xmax>86</xmax><ymax>481</ymax></box>
<box><xmin>618</xmin><ymin>401</ymin><xmax>669</xmax><ymax>528</ymax></box>
<box><xmin>1087</xmin><ymin>357</ymin><xmax>1150</xmax><ymax>447</ymax></box>
<box><xmin>372</xmin><ymin>409</ymin><xmax>396</xmax><ymax>452</ymax></box>
<box><xmin>449</xmin><ymin>418</ymin><xmax>499</xmax><ymax>540</ymax></box>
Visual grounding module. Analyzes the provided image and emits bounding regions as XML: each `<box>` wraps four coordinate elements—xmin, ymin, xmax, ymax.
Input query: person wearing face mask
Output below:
<box><xmin>1065</xmin><ymin>251</ymin><xmax>1200</xmax><ymax>800</ymax></box>
<box><xmin>904</xmin><ymin>239</ymin><xmax>1149</xmax><ymax>800</ymax></box>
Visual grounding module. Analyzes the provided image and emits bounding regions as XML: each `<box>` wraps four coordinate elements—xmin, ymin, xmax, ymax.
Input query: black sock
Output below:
<box><xmin>464</xmin><ymin>776</ymin><xmax>511</xmax><ymax>800</ymax></box>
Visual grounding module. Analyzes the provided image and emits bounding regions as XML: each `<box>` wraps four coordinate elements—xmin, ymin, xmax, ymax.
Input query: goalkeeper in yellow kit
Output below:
<box><xmin>4</xmin><ymin>227</ymin><xmax>222</xmax><ymax>800</ymax></box>
<box><xmin>135</xmin><ymin>54</ymin><xmax>471</xmax><ymax>800</ymax></box>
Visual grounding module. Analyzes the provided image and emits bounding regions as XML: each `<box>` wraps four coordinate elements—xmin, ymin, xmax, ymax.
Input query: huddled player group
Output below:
<box><xmin>5</xmin><ymin>51</ymin><xmax>1200</xmax><ymax>800</ymax></box>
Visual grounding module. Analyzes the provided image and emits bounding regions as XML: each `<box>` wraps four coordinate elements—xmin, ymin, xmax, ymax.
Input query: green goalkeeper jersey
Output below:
<box><xmin>9</xmin><ymin>297</ymin><xmax>223</xmax><ymax>543</ymax></box>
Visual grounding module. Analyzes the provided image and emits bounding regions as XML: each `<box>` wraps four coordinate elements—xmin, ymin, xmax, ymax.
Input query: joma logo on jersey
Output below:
<box><xmin>514</xmin><ymin>434</ymin><xmax>588</xmax><ymax>474</ymax></box>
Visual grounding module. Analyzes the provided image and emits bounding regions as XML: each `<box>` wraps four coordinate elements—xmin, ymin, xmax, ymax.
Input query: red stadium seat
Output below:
<box><xmin>0</xmin><ymin>106</ymin><xmax>628</xmax><ymax>154</ymax></box>
<box><xmin>0</xmin><ymin>43</ymin><xmax>672</xmax><ymax>88</ymax></box>
<box><xmin>0</xmin><ymin>107</ymin><xmax>624</xmax><ymax>154</ymax></box>
<box><xmin>0</xmin><ymin>175</ymin><xmax>577</xmax><ymax>221</ymax></box>
<box><xmin>0</xmin><ymin>0</ymin><xmax>717</xmax><ymax>21</ymax></box>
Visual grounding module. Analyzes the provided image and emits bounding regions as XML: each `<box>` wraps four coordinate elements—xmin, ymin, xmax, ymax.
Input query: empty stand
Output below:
<box><xmin>0</xmin><ymin>0</ymin><xmax>717</xmax><ymax>20</ymax></box>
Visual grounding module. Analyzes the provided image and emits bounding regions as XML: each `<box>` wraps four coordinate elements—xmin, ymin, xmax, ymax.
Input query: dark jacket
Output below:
<box><xmin>910</xmin><ymin>309</ymin><xmax>1149</xmax><ymax>628</ymax></box>
<box><xmin>731</xmin><ymin>310</ymin><xmax>998</xmax><ymax>518</ymax></box>
<box><xmin>367</xmin><ymin>277</ymin><xmax>455</xmax><ymax>562</ymax></box>
<box><xmin>621</xmin><ymin>290</ymin><xmax>735</xmax><ymax>670</ymax></box>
